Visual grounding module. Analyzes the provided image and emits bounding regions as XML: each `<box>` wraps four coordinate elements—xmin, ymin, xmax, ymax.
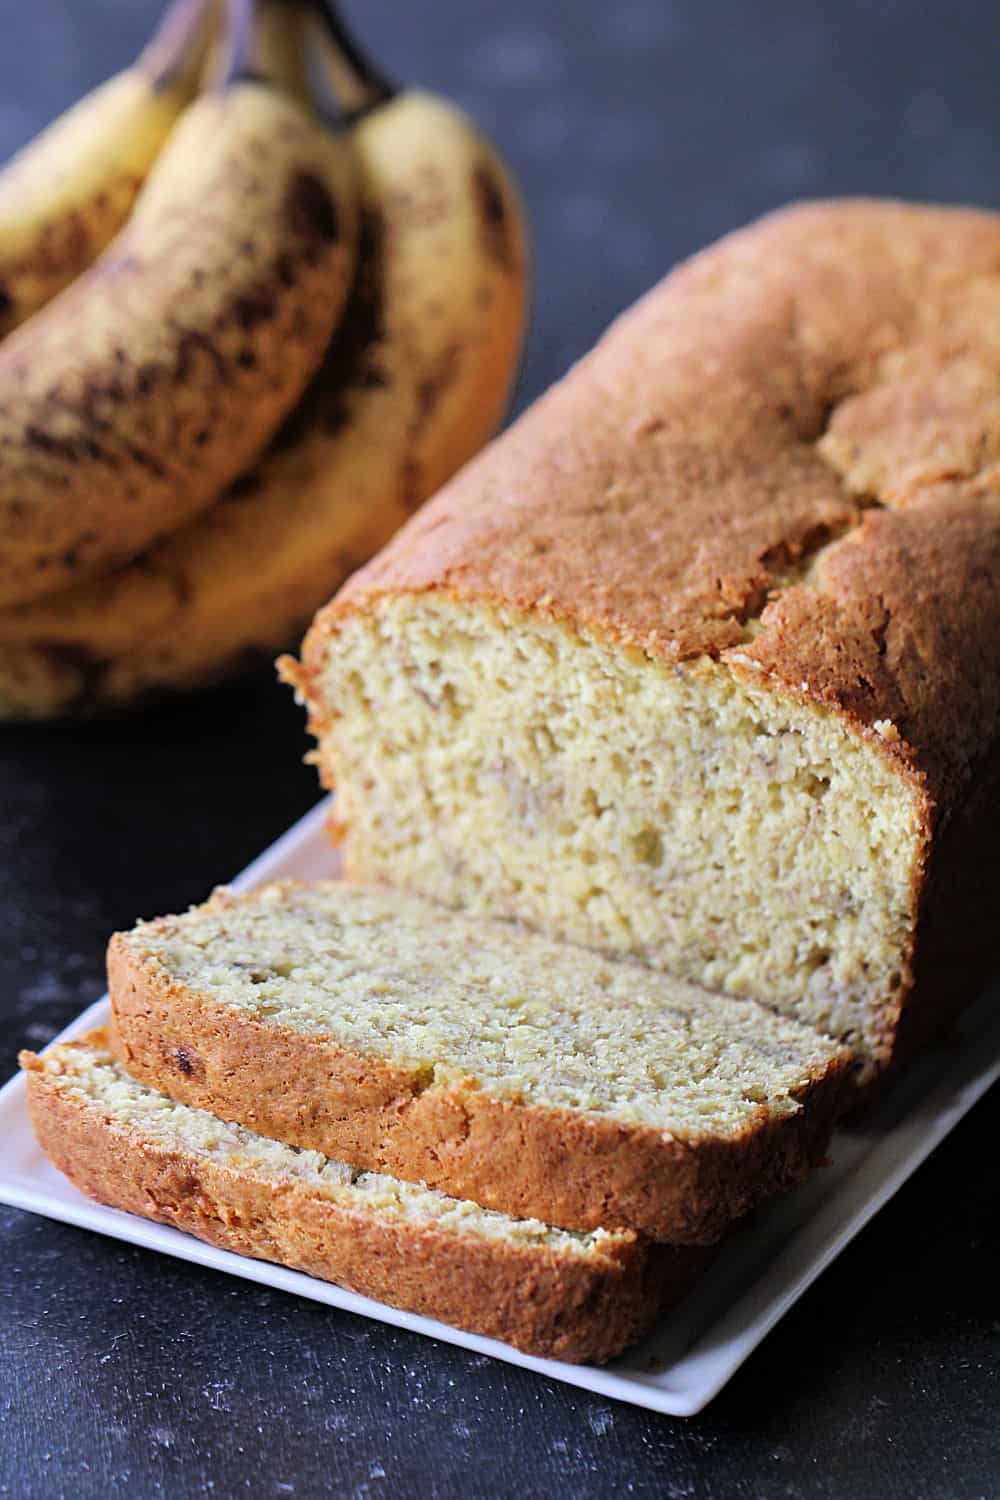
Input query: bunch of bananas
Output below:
<box><xmin>0</xmin><ymin>0</ymin><xmax>528</xmax><ymax>716</ymax></box>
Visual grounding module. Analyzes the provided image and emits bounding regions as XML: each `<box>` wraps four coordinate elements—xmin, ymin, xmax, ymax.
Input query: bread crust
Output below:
<box><xmin>108</xmin><ymin>932</ymin><xmax>852</xmax><ymax>1245</ymax></box>
<box><xmin>305</xmin><ymin>201</ymin><xmax>1000</xmax><ymax>802</ymax></box>
<box><xmin>291</xmin><ymin>199</ymin><xmax>1000</xmax><ymax>1069</ymax></box>
<box><xmin>21</xmin><ymin>1035</ymin><xmax>704</xmax><ymax>1364</ymax></box>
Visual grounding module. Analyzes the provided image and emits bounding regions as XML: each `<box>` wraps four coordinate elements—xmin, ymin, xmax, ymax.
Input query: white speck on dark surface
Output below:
<box><xmin>586</xmin><ymin>1408</ymin><xmax>615</xmax><ymax>1438</ymax></box>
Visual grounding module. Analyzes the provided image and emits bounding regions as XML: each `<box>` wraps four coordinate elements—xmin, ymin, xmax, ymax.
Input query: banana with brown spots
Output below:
<box><xmin>0</xmin><ymin>0</ymin><xmax>358</xmax><ymax>609</ymax></box>
<box><xmin>0</xmin><ymin>63</ymin><xmax>528</xmax><ymax>714</ymax></box>
<box><xmin>0</xmin><ymin>0</ymin><xmax>217</xmax><ymax>339</ymax></box>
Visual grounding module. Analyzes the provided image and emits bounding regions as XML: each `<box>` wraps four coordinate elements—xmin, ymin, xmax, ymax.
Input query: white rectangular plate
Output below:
<box><xmin>2</xmin><ymin>796</ymin><xmax>998</xmax><ymax>1416</ymax></box>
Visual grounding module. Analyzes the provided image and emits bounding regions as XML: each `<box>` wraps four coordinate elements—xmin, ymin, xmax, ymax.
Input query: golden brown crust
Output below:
<box><xmin>108</xmin><ymin>933</ymin><xmax>852</xmax><ymax>1245</ymax></box>
<box><xmin>20</xmin><ymin>1036</ymin><xmax>705</xmax><ymax>1364</ymax></box>
<box><xmin>305</xmin><ymin>199</ymin><xmax>1000</xmax><ymax>813</ymax></box>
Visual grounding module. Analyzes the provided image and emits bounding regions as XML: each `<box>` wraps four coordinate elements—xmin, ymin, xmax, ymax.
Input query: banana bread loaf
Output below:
<box><xmin>107</xmin><ymin>881</ymin><xmax>852</xmax><ymax>1243</ymax></box>
<box><xmin>284</xmin><ymin>199</ymin><xmax>1000</xmax><ymax>1082</ymax></box>
<box><xmin>22</xmin><ymin>1032</ymin><xmax>705</xmax><ymax>1363</ymax></box>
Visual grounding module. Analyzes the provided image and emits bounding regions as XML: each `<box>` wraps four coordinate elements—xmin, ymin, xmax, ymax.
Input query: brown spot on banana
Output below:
<box><xmin>226</xmin><ymin>473</ymin><xmax>263</xmax><ymax>500</ymax></box>
<box><xmin>32</xmin><ymin>642</ymin><xmax>113</xmax><ymax>706</ymax></box>
<box><xmin>399</xmin><ymin>340</ymin><xmax>465</xmax><ymax>510</ymax></box>
<box><xmin>229</xmin><ymin>287</ymin><xmax>279</xmax><ymax>332</ymax></box>
<box><xmin>0</xmin><ymin>84</ymin><xmax>359</xmax><ymax>607</ymax></box>
<box><xmin>473</xmin><ymin>161</ymin><xmax>517</xmax><ymax>272</ymax></box>
<box><xmin>276</xmin><ymin>208</ymin><xmax>387</xmax><ymax>449</ymax></box>
<box><xmin>283</xmin><ymin>170</ymin><xmax>342</xmax><ymax>244</ymax></box>
<box><xmin>416</xmin><ymin>341</ymin><xmax>463</xmax><ymax>426</ymax></box>
<box><xmin>398</xmin><ymin>454</ymin><xmax>421</xmax><ymax>512</ymax></box>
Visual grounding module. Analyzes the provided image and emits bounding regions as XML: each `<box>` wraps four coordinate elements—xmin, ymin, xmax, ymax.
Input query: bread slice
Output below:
<box><xmin>108</xmin><ymin>881</ymin><xmax>853</xmax><ymax>1244</ymax></box>
<box><xmin>21</xmin><ymin>1032</ymin><xmax>706</xmax><ymax>1364</ymax></box>
<box><xmin>283</xmin><ymin>200</ymin><xmax>1000</xmax><ymax>1083</ymax></box>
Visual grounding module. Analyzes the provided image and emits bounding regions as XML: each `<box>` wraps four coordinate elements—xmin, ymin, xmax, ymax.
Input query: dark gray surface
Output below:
<box><xmin>1</xmin><ymin>2</ymin><xmax>999</xmax><ymax>1496</ymax></box>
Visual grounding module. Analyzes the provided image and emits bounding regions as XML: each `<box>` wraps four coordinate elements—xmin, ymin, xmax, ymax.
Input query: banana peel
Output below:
<box><xmin>0</xmin><ymin>92</ymin><xmax>528</xmax><ymax>717</ymax></box>
<box><xmin>0</xmin><ymin>0</ymin><xmax>217</xmax><ymax>338</ymax></box>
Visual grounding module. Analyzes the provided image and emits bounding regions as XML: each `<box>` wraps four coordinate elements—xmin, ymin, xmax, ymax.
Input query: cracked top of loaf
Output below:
<box><xmin>309</xmin><ymin>200</ymin><xmax>1000</xmax><ymax>812</ymax></box>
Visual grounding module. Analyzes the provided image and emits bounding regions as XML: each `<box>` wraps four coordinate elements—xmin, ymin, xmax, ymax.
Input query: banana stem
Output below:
<box><xmin>211</xmin><ymin>0</ymin><xmax>392</xmax><ymax>120</ymax></box>
<box><xmin>140</xmin><ymin>0</ymin><xmax>219</xmax><ymax>90</ymax></box>
<box><xmin>214</xmin><ymin>0</ymin><xmax>312</xmax><ymax>98</ymax></box>
<box><xmin>309</xmin><ymin>2</ymin><xmax>396</xmax><ymax>113</ymax></box>
<box><xmin>211</xmin><ymin>0</ymin><xmax>251</xmax><ymax>89</ymax></box>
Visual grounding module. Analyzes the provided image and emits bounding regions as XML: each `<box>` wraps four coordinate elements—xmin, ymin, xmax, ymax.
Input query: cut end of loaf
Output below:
<box><xmin>305</xmin><ymin>595</ymin><xmax>925</xmax><ymax>1077</ymax></box>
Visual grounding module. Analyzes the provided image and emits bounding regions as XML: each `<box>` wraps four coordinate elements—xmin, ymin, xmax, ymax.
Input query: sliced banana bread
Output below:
<box><xmin>108</xmin><ymin>881</ymin><xmax>853</xmax><ymax>1244</ymax></box>
<box><xmin>283</xmin><ymin>199</ymin><xmax>1000</xmax><ymax>1083</ymax></box>
<box><xmin>23</xmin><ymin>1032</ymin><xmax>704</xmax><ymax>1364</ymax></box>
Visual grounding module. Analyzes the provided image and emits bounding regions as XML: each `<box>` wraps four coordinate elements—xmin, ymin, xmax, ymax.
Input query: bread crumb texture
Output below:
<box><xmin>121</xmin><ymin>880</ymin><xmax>848</xmax><ymax>1136</ymax></box>
<box><xmin>318</xmin><ymin>603</ymin><xmax>919</xmax><ymax>1074</ymax></box>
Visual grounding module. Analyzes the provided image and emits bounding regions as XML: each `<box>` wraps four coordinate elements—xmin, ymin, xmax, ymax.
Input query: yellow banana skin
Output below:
<box><xmin>0</xmin><ymin>0</ymin><xmax>213</xmax><ymax>337</ymax></box>
<box><xmin>0</xmin><ymin>80</ymin><xmax>358</xmax><ymax>609</ymax></box>
<box><xmin>0</xmin><ymin>92</ymin><xmax>528</xmax><ymax>717</ymax></box>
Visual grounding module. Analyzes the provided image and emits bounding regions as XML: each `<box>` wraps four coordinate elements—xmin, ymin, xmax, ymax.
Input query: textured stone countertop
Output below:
<box><xmin>1</xmin><ymin>2</ymin><xmax>998</xmax><ymax>1496</ymax></box>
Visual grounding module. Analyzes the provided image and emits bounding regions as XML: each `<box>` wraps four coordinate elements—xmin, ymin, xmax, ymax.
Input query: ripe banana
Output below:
<box><xmin>0</xmin><ymin>21</ymin><xmax>359</xmax><ymax>609</ymax></box>
<box><xmin>0</xmin><ymin>88</ymin><xmax>528</xmax><ymax>717</ymax></box>
<box><xmin>0</xmin><ymin>0</ymin><xmax>215</xmax><ymax>338</ymax></box>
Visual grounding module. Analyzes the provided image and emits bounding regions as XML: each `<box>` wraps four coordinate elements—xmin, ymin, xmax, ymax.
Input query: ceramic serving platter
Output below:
<box><xmin>1</xmin><ymin>797</ymin><xmax>998</xmax><ymax>1416</ymax></box>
